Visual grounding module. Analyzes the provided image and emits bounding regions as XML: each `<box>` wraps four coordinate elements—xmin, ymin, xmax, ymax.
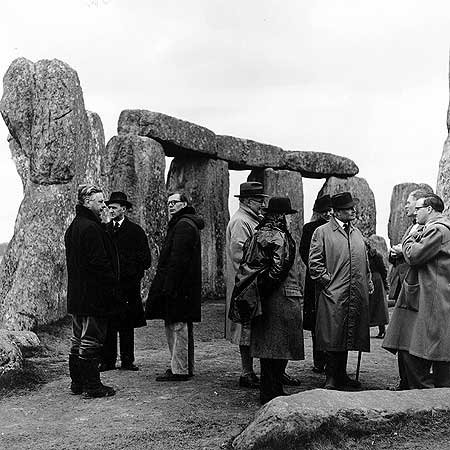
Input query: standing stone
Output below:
<box><xmin>318</xmin><ymin>176</ymin><xmax>376</xmax><ymax>237</ymax></box>
<box><xmin>387</xmin><ymin>183</ymin><xmax>433</xmax><ymax>246</ymax></box>
<box><xmin>249</xmin><ymin>168</ymin><xmax>305</xmax><ymax>284</ymax></box>
<box><xmin>106</xmin><ymin>134</ymin><xmax>167</xmax><ymax>289</ymax></box>
<box><xmin>167</xmin><ymin>156</ymin><xmax>229</xmax><ymax>299</ymax></box>
<box><xmin>437</xmin><ymin>136</ymin><xmax>450</xmax><ymax>217</ymax></box>
<box><xmin>0</xmin><ymin>58</ymin><xmax>105</xmax><ymax>330</ymax></box>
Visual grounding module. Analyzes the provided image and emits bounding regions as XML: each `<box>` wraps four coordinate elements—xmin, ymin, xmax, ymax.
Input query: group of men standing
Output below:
<box><xmin>65</xmin><ymin>179</ymin><xmax>450</xmax><ymax>400</ymax></box>
<box><xmin>65</xmin><ymin>185</ymin><xmax>203</xmax><ymax>397</ymax></box>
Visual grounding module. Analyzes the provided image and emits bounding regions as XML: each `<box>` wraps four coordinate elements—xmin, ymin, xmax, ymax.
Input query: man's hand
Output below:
<box><xmin>368</xmin><ymin>280</ymin><xmax>374</xmax><ymax>295</ymax></box>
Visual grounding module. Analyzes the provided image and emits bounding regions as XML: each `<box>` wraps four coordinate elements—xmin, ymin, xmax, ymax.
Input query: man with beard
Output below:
<box><xmin>146</xmin><ymin>192</ymin><xmax>204</xmax><ymax>381</ymax></box>
<box><xmin>299</xmin><ymin>195</ymin><xmax>332</xmax><ymax>374</ymax></box>
<box><xmin>309</xmin><ymin>192</ymin><xmax>373</xmax><ymax>390</ymax></box>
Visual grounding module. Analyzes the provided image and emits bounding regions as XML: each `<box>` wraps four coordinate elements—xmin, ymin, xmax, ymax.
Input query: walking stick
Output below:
<box><xmin>356</xmin><ymin>351</ymin><xmax>362</xmax><ymax>381</ymax></box>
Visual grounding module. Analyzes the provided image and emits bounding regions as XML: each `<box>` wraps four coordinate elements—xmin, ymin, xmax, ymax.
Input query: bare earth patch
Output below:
<box><xmin>1</xmin><ymin>301</ymin><xmax>450</xmax><ymax>450</ymax></box>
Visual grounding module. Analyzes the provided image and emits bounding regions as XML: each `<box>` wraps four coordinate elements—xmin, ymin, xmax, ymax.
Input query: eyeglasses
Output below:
<box><xmin>248</xmin><ymin>198</ymin><xmax>264</xmax><ymax>204</ymax></box>
<box><xmin>167</xmin><ymin>200</ymin><xmax>182</xmax><ymax>207</ymax></box>
<box><xmin>414</xmin><ymin>205</ymin><xmax>429</xmax><ymax>211</ymax></box>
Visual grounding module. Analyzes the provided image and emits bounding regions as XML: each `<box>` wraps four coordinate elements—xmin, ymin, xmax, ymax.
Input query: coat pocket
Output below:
<box><xmin>398</xmin><ymin>283</ymin><xmax>420</xmax><ymax>312</ymax></box>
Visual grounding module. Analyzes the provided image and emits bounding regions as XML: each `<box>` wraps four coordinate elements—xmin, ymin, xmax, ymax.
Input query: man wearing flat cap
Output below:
<box><xmin>299</xmin><ymin>195</ymin><xmax>332</xmax><ymax>374</ymax></box>
<box><xmin>309</xmin><ymin>192</ymin><xmax>372</xmax><ymax>390</ymax></box>
<box><xmin>226</xmin><ymin>182</ymin><xmax>267</xmax><ymax>388</ymax></box>
<box><xmin>100</xmin><ymin>191</ymin><xmax>151</xmax><ymax>372</ymax></box>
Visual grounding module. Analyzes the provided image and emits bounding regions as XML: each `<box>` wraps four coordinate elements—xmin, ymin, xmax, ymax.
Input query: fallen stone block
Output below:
<box><xmin>0</xmin><ymin>330</ymin><xmax>40</xmax><ymax>357</ymax></box>
<box><xmin>0</xmin><ymin>332</ymin><xmax>23</xmax><ymax>384</ymax></box>
<box><xmin>232</xmin><ymin>388</ymin><xmax>450</xmax><ymax>450</ymax></box>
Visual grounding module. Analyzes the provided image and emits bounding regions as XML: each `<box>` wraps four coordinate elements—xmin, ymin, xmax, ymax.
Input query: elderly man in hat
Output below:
<box><xmin>225</xmin><ymin>182</ymin><xmax>267</xmax><ymax>388</ymax></box>
<box><xmin>299</xmin><ymin>195</ymin><xmax>332</xmax><ymax>374</ymax></box>
<box><xmin>309</xmin><ymin>192</ymin><xmax>373</xmax><ymax>390</ymax></box>
<box><xmin>99</xmin><ymin>191</ymin><xmax>151</xmax><ymax>372</ymax></box>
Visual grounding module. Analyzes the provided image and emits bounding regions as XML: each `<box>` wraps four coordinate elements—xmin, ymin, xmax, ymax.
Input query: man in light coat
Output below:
<box><xmin>309</xmin><ymin>192</ymin><xmax>373</xmax><ymax>390</ymax></box>
<box><xmin>225</xmin><ymin>182</ymin><xmax>267</xmax><ymax>388</ymax></box>
<box><xmin>388</xmin><ymin>188</ymin><xmax>431</xmax><ymax>390</ymax></box>
<box><xmin>383</xmin><ymin>194</ymin><xmax>450</xmax><ymax>388</ymax></box>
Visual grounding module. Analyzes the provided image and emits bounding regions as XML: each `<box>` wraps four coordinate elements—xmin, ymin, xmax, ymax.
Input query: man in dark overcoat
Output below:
<box><xmin>309</xmin><ymin>192</ymin><xmax>373</xmax><ymax>390</ymax></box>
<box><xmin>145</xmin><ymin>191</ymin><xmax>204</xmax><ymax>381</ymax></box>
<box><xmin>299</xmin><ymin>195</ymin><xmax>332</xmax><ymax>374</ymax></box>
<box><xmin>65</xmin><ymin>184</ymin><xmax>123</xmax><ymax>398</ymax></box>
<box><xmin>99</xmin><ymin>191</ymin><xmax>151</xmax><ymax>372</ymax></box>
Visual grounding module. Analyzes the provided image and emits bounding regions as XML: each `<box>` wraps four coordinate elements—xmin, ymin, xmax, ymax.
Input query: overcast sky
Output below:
<box><xmin>0</xmin><ymin>0</ymin><xmax>449</xmax><ymax>243</ymax></box>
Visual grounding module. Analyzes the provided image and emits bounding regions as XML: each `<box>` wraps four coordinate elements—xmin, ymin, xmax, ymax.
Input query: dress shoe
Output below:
<box><xmin>156</xmin><ymin>370</ymin><xmax>191</xmax><ymax>381</ymax></box>
<box><xmin>121</xmin><ymin>363</ymin><xmax>139</xmax><ymax>371</ymax></box>
<box><xmin>324</xmin><ymin>376</ymin><xmax>339</xmax><ymax>390</ymax></box>
<box><xmin>98</xmin><ymin>362</ymin><xmax>116</xmax><ymax>372</ymax></box>
<box><xmin>281</xmin><ymin>373</ymin><xmax>302</xmax><ymax>386</ymax></box>
<box><xmin>340</xmin><ymin>374</ymin><xmax>361</xmax><ymax>388</ymax></box>
<box><xmin>239</xmin><ymin>373</ymin><xmax>260</xmax><ymax>389</ymax></box>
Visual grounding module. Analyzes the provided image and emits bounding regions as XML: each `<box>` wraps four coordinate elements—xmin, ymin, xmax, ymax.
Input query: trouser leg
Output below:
<box><xmin>102</xmin><ymin>322</ymin><xmax>118</xmax><ymax>366</ymax></box>
<box><xmin>312</xmin><ymin>331</ymin><xmax>326</xmax><ymax>370</ymax></box>
<box><xmin>260</xmin><ymin>358</ymin><xmax>274</xmax><ymax>404</ymax></box>
<box><xmin>432</xmin><ymin>361</ymin><xmax>450</xmax><ymax>388</ymax></box>
<box><xmin>187</xmin><ymin>322</ymin><xmax>194</xmax><ymax>376</ymax></box>
<box><xmin>79</xmin><ymin>316</ymin><xmax>108</xmax><ymax>360</ymax></box>
<box><xmin>70</xmin><ymin>315</ymin><xmax>82</xmax><ymax>356</ymax></box>
<box><xmin>119</xmin><ymin>327</ymin><xmax>134</xmax><ymax>366</ymax></box>
<box><xmin>399</xmin><ymin>350</ymin><xmax>433</xmax><ymax>389</ymax></box>
<box><xmin>273</xmin><ymin>359</ymin><xmax>287</xmax><ymax>397</ymax></box>
<box><xmin>69</xmin><ymin>315</ymin><xmax>83</xmax><ymax>394</ymax></box>
<box><xmin>397</xmin><ymin>351</ymin><xmax>409</xmax><ymax>389</ymax></box>
<box><xmin>239</xmin><ymin>345</ymin><xmax>254</xmax><ymax>376</ymax></box>
<box><xmin>165</xmin><ymin>321</ymin><xmax>188</xmax><ymax>375</ymax></box>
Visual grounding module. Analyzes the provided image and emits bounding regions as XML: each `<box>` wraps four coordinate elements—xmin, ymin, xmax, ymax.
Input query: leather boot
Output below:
<box><xmin>69</xmin><ymin>354</ymin><xmax>83</xmax><ymax>395</ymax></box>
<box><xmin>80</xmin><ymin>358</ymin><xmax>116</xmax><ymax>398</ymax></box>
<box><xmin>324</xmin><ymin>352</ymin><xmax>339</xmax><ymax>390</ymax></box>
<box><xmin>339</xmin><ymin>351</ymin><xmax>361</xmax><ymax>388</ymax></box>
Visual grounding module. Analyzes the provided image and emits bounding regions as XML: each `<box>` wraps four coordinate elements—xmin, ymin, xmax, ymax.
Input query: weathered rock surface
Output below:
<box><xmin>368</xmin><ymin>234</ymin><xmax>389</xmax><ymax>265</ymax></box>
<box><xmin>0</xmin><ymin>330</ymin><xmax>40</xmax><ymax>357</ymax></box>
<box><xmin>249</xmin><ymin>168</ymin><xmax>305</xmax><ymax>284</ymax></box>
<box><xmin>118</xmin><ymin>110</ymin><xmax>217</xmax><ymax>158</ymax></box>
<box><xmin>216</xmin><ymin>135</ymin><xmax>284</xmax><ymax>170</ymax></box>
<box><xmin>167</xmin><ymin>156</ymin><xmax>229</xmax><ymax>298</ymax></box>
<box><xmin>0</xmin><ymin>58</ymin><xmax>105</xmax><ymax>330</ymax></box>
<box><xmin>282</xmin><ymin>150</ymin><xmax>359</xmax><ymax>178</ymax></box>
<box><xmin>388</xmin><ymin>183</ymin><xmax>433</xmax><ymax>246</ymax></box>
<box><xmin>106</xmin><ymin>135</ymin><xmax>168</xmax><ymax>288</ymax></box>
<box><xmin>318</xmin><ymin>176</ymin><xmax>376</xmax><ymax>237</ymax></box>
<box><xmin>118</xmin><ymin>109</ymin><xmax>359</xmax><ymax>178</ymax></box>
<box><xmin>0</xmin><ymin>332</ymin><xmax>23</xmax><ymax>384</ymax></box>
<box><xmin>233</xmin><ymin>388</ymin><xmax>450</xmax><ymax>450</ymax></box>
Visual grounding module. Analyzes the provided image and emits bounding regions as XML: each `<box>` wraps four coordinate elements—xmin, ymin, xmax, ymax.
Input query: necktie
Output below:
<box><xmin>113</xmin><ymin>221</ymin><xmax>120</xmax><ymax>231</ymax></box>
<box><xmin>343</xmin><ymin>223</ymin><xmax>350</xmax><ymax>235</ymax></box>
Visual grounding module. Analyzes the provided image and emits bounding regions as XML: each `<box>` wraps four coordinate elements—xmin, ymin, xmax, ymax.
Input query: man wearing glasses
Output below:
<box><xmin>146</xmin><ymin>192</ymin><xmax>204</xmax><ymax>381</ymax></box>
<box><xmin>383</xmin><ymin>194</ymin><xmax>450</xmax><ymax>388</ymax></box>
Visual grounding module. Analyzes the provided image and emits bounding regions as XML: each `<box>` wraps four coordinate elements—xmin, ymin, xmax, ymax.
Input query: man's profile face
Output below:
<box><xmin>108</xmin><ymin>203</ymin><xmax>126</xmax><ymax>221</ymax></box>
<box><xmin>167</xmin><ymin>193</ymin><xmax>187</xmax><ymax>217</ymax></box>
<box><xmin>245</xmin><ymin>196</ymin><xmax>265</xmax><ymax>215</ymax></box>
<box><xmin>414</xmin><ymin>198</ymin><xmax>431</xmax><ymax>225</ymax></box>
<box><xmin>334</xmin><ymin>207</ymin><xmax>356</xmax><ymax>223</ymax></box>
<box><xmin>86</xmin><ymin>192</ymin><xmax>106</xmax><ymax>218</ymax></box>
<box><xmin>405</xmin><ymin>194</ymin><xmax>417</xmax><ymax>218</ymax></box>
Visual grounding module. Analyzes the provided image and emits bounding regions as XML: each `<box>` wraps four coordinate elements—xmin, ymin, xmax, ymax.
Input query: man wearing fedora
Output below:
<box><xmin>226</xmin><ymin>182</ymin><xmax>267</xmax><ymax>388</ymax></box>
<box><xmin>99</xmin><ymin>191</ymin><xmax>151</xmax><ymax>372</ymax></box>
<box><xmin>299</xmin><ymin>195</ymin><xmax>332</xmax><ymax>374</ymax></box>
<box><xmin>309</xmin><ymin>192</ymin><xmax>373</xmax><ymax>390</ymax></box>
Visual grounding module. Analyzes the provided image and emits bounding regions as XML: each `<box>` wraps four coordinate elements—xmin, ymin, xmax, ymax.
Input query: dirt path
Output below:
<box><xmin>0</xmin><ymin>301</ymin><xmax>446</xmax><ymax>450</ymax></box>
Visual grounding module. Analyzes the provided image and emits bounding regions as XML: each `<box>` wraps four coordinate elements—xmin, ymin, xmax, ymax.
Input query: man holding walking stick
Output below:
<box><xmin>309</xmin><ymin>192</ymin><xmax>373</xmax><ymax>390</ymax></box>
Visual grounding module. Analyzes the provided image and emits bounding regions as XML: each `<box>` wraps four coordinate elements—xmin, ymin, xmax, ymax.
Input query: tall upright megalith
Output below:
<box><xmin>105</xmin><ymin>134</ymin><xmax>168</xmax><ymax>287</ymax></box>
<box><xmin>167</xmin><ymin>156</ymin><xmax>229</xmax><ymax>298</ymax></box>
<box><xmin>388</xmin><ymin>183</ymin><xmax>433</xmax><ymax>246</ymax></box>
<box><xmin>0</xmin><ymin>58</ymin><xmax>105</xmax><ymax>330</ymax></box>
<box><xmin>318</xmin><ymin>176</ymin><xmax>376</xmax><ymax>237</ymax></box>
<box><xmin>249</xmin><ymin>168</ymin><xmax>304</xmax><ymax>281</ymax></box>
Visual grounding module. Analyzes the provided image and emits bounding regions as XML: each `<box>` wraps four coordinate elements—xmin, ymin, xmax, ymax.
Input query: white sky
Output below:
<box><xmin>0</xmin><ymin>0</ymin><xmax>449</xmax><ymax>243</ymax></box>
